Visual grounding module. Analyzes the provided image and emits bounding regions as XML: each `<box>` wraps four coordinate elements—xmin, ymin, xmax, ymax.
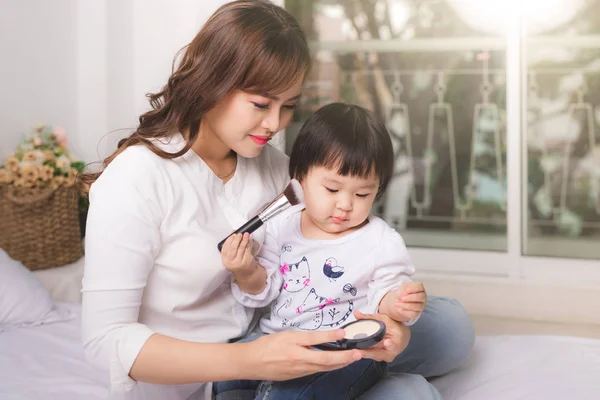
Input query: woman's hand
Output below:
<box><xmin>241</xmin><ymin>329</ymin><xmax>362</xmax><ymax>381</ymax></box>
<box><xmin>354</xmin><ymin>310</ymin><xmax>411</xmax><ymax>363</ymax></box>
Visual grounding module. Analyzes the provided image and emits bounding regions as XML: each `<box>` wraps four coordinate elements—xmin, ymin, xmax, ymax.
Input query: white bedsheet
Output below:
<box><xmin>0</xmin><ymin>303</ymin><xmax>108</xmax><ymax>400</ymax></box>
<box><xmin>432</xmin><ymin>335</ymin><xmax>600</xmax><ymax>400</ymax></box>
<box><xmin>2</xmin><ymin>304</ymin><xmax>600</xmax><ymax>400</ymax></box>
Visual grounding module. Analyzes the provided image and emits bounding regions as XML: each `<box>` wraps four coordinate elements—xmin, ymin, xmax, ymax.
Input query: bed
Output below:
<box><xmin>0</xmin><ymin>302</ymin><xmax>108</xmax><ymax>399</ymax></box>
<box><xmin>0</xmin><ymin>249</ymin><xmax>108</xmax><ymax>399</ymax></box>
<box><xmin>431</xmin><ymin>335</ymin><xmax>600</xmax><ymax>399</ymax></box>
<box><xmin>2</xmin><ymin>250</ymin><xmax>600</xmax><ymax>400</ymax></box>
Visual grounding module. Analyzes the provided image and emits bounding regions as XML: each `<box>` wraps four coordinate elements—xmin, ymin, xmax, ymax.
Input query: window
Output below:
<box><xmin>525</xmin><ymin>1</ymin><xmax>600</xmax><ymax>259</ymax></box>
<box><xmin>285</xmin><ymin>0</ymin><xmax>508</xmax><ymax>252</ymax></box>
<box><xmin>285</xmin><ymin>0</ymin><xmax>600</xmax><ymax>261</ymax></box>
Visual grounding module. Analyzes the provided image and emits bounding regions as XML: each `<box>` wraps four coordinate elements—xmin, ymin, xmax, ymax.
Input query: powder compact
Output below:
<box><xmin>315</xmin><ymin>319</ymin><xmax>386</xmax><ymax>351</ymax></box>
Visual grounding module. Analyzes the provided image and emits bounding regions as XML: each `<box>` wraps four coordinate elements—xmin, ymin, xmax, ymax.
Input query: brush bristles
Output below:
<box><xmin>283</xmin><ymin>179</ymin><xmax>304</xmax><ymax>206</ymax></box>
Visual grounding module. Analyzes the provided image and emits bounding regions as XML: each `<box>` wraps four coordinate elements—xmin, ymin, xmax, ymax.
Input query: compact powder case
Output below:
<box><xmin>315</xmin><ymin>319</ymin><xmax>386</xmax><ymax>351</ymax></box>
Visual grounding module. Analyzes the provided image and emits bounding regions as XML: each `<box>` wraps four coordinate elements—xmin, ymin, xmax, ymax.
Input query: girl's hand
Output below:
<box><xmin>354</xmin><ymin>310</ymin><xmax>410</xmax><ymax>363</ymax></box>
<box><xmin>241</xmin><ymin>329</ymin><xmax>362</xmax><ymax>381</ymax></box>
<box><xmin>379</xmin><ymin>282</ymin><xmax>427</xmax><ymax>323</ymax></box>
<box><xmin>395</xmin><ymin>282</ymin><xmax>427</xmax><ymax>321</ymax></box>
<box><xmin>221</xmin><ymin>233</ymin><xmax>255</xmax><ymax>274</ymax></box>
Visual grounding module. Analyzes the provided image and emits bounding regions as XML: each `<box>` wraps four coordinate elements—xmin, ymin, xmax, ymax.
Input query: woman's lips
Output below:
<box><xmin>250</xmin><ymin>135</ymin><xmax>270</xmax><ymax>145</ymax></box>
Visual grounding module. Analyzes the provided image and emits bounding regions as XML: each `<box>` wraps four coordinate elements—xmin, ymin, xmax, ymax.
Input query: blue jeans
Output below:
<box><xmin>214</xmin><ymin>358</ymin><xmax>386</xmax><ymax>400</ymax></box>
<box><xmin>212</xmin><ymin>296</ymin><xmax>474</xmax><ymax>400</ymax></box>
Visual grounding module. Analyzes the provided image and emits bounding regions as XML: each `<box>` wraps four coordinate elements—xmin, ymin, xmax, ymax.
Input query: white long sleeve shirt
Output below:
<box><xmin>81</xmin><ymin>134</ymin><xmax>290</xmax><ymax>399</ymax></box>
<box><xmin>231</xmin><ymin>205</ymin><xmax>416</xmax><ymax>334</ymax></box>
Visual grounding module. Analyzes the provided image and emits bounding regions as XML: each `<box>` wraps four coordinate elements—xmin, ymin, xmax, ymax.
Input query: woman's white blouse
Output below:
<box><xmin>81</xmin><ymin>134</ymin><xmax>289</xmax><ymax>399</ymax></box>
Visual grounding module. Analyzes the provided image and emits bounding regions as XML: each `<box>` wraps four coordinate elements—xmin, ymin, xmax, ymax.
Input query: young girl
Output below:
<box><xmin>220</xmin><ymin>103</ymin><xmax>431</xmax><ymax>399</ymax></box>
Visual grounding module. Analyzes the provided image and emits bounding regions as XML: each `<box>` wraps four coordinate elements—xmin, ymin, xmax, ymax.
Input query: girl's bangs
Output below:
<box><xmin>322</xmin><ymin>145</ymin><xmax>377</xmax><ymax>180</ymax></box>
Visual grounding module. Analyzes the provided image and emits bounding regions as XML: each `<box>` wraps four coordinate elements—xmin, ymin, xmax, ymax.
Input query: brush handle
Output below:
<box><xmin>217</xmin><ymin>215</ymin><xmax>264</xmax><ymax>252</ymax></box>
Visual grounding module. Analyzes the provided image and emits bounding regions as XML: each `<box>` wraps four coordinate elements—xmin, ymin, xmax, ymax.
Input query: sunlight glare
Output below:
<box><xmin>448</xmin><ymin>0</ymin><xmax>583</xmax><ymax>35</ymax></box>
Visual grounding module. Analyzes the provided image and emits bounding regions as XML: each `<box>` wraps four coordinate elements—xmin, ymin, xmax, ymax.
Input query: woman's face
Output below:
<box><xmin>203</xmin><ymin>76</ymin><xmax>304</xmax><ymax>158</ymax></box>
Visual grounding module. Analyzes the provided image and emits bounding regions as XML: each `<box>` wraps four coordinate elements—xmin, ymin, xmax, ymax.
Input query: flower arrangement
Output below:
<box><xmin>0</xmin><ymin>124</ymin><xmax>86</xmax><ymax>268</ymax></box>
<box><xmin>0</xmin><ymin>124</ymin><xmax>85</xmax><ymax>191</ymax></box>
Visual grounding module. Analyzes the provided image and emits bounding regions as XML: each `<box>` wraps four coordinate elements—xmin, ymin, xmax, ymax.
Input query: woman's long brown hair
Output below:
<box><xmin>80</xmin><ymin>0</ymin><xmax>310</xmax><ymax>192</ymax></box>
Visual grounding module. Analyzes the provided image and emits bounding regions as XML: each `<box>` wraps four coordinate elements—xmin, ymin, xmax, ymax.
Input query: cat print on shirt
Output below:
<box><xmin>291</xmin><ymin>288</ymin><xmax>354</xmax><ymax>330</ymax></box>
<box><xmin>280</xmin><ymin>256</ymin><xmax>311</xmax><ymax>293</ymax></box>
<box><xmin>274</xmin><ymin>256</ymin><xmax>311</xmax><ymax>326</ymax></box>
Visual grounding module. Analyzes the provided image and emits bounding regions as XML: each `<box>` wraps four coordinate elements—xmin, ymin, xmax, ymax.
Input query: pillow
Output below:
<box><xmin>0</xmin><ymin>249</ymin><xmax>75</xmax><ymax>332</ymax></box>
<box><xmin>33</xmin><ymin>256</ymin><xmax>85</xmax><ymax>303</ymax></box>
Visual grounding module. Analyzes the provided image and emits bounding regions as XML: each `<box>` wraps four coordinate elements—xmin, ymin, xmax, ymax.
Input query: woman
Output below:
<box><xmin>80</xmin><ymin>1</ymin><xmax>474</xmax><ymax>399</ymax></box>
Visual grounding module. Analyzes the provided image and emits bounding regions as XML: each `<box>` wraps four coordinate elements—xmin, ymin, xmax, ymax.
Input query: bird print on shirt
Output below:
<box><xmin>323</xmin><ymin>257</ymin><xmax>345</xmax><ymax>281</ymax></box>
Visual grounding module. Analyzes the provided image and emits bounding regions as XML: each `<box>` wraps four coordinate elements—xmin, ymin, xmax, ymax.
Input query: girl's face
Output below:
<box><xmin>202</xmin><ymin>77</ymin><xmax>303</xmax><ymax>158</ymax></box>
<box><xmin>300</xmin><ymin>166</ymin><xmax>380</xmax><ymax>239</ymax></box>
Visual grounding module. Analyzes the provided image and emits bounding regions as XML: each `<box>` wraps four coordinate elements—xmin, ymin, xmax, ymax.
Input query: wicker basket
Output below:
<box><xmin>0</xmin><ymin>183</ymin><xmax>83</xmax><ymax>270</ymax></box>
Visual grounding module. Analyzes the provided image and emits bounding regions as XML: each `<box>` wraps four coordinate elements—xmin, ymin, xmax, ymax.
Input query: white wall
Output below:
<box><xmin>76</xmin><ymin>0</ymin><xmax>108</xmax><ymax>166</ymax></box>
<box><xmin>0</xmin><ymin>0</ymin><xmax>235</xmax><ymax>165</ymax></box>
<box><xmin>0</xmin><ymin>0</ymin><xmax>78</xmax><ymax>159</ymax></box>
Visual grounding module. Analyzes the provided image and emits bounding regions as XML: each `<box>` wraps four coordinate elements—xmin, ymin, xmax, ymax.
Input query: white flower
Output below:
<box><xmin>55</xmin><ymin>155</ymin><xmax>71</xmax><ymax>172</ymax></box>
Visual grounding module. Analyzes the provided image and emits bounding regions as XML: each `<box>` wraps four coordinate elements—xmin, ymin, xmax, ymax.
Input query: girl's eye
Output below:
<box><xmin>356</xmin><ymin>193</ymin><xmax>370</xmax><ymax>198</ymax></box>
<box><xmin>325</xmin><ymin>187</ymin><xmax>338</xmax><ymax>193</ymax></box>
<box><xmin>253</xmin><ymin>102</ymin><xmax>269</xmax><ymax>110</ymax></box>
<box><xmin>283</xmin><ymin>104</ymin><xmax>297</xmax><ymax>110</ymax></box>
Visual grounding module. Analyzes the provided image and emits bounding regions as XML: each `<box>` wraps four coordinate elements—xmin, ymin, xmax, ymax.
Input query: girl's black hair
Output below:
<box><xmin>289</xmin><ymin>102</ymin><xmax>394</xmax><ymax>200</ymax></box>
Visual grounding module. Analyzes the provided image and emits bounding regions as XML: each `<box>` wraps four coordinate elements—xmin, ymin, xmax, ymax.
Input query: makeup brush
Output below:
<box><xmin>217</xmin><ymin>179</ymin><xmax>304</xmax><ymax>252</ymax></box>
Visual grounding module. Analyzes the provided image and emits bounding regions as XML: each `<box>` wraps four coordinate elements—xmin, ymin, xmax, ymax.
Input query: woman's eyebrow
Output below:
<box><xmin>285</xmin><ymin>94</ymin><xmax>302</xmax><ymax>102</ymax></box>
<box><xmin>262</xmin><ymin>93</ymin><xmax>301</xmax><ymax>102</ymax></box>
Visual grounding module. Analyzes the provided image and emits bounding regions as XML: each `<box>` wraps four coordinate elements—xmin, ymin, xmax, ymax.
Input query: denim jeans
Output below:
<box><xmin>214</xmin><ymin>358</ymin><xmax>386</xmax><ymax>400</ymax></box>
<box><xmin>211</xmin><ymin>296</ymin><xmax>474</xmax><ymax>400</ymax></box>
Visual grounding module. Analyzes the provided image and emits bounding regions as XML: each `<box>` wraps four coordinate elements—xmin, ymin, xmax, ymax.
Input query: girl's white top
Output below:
<box><xmin>230</xmin><ymin>205</ymin><xmax>416</xmax><ymax>334</ymax></box>
<box><xmin>81</xmin><ymin>134</ymin><xmax>289</xmax><ymax>399</ymax></box>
